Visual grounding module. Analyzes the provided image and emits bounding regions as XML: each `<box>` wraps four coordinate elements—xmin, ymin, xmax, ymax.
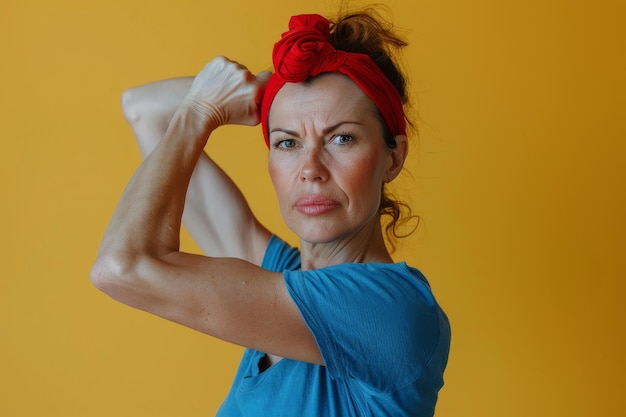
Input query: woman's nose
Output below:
<box><xmin>299</xmin><ymin>148</ymin><xmax>329</xmax><ymax>182</ymax></box>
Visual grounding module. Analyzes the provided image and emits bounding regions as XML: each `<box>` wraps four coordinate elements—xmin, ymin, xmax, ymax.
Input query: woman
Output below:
<box><xmin>92</xmin><ymin>12</ymin><xmax>450</xmax><ymax>417</ymax></box>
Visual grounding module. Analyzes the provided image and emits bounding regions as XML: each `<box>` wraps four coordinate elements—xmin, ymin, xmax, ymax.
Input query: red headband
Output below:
<box><xmin>260</xmin><ymin>14</ymin><xmax>407</xmax><ymax>147</ymax></box>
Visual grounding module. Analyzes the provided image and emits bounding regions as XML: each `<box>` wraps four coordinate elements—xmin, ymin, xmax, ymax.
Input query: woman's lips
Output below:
<box><xmin>294</xmin><ymin>195</ymin><xmax>340</xmax><ymax>215</ymax></box>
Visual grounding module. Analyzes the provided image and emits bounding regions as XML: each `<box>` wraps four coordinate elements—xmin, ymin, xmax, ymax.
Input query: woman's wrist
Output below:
<box><xmin>178</xmin><ymin>97</ymin><xmax>224</xmax><ymax>134</ymax></box>
<box><xmin>161</xmin><ymin>102</ymin><xmax>220</xmax><ymax>156</ymax></box>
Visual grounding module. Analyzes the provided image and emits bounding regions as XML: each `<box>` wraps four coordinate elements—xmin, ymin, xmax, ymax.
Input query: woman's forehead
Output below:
<box><xmin>269</xmin><ymin>73</ymin><xmax>377</xmax><ymax>120</ymax></box>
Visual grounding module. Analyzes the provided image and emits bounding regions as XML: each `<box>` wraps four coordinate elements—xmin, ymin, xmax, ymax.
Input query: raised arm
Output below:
<box><xmin>92</xmin><ymin>58</ymin><xmax>321</xmax><ymax>365</ymax></box>
<box><xmin>121</xmin><ymin>76</ymin><xmax>270</xmax><ymax>265</ymax></box>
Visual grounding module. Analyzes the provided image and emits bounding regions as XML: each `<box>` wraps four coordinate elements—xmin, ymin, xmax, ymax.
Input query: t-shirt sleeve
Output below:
<box><xmin>261</xmin><ymin>235</ymin><xmax>301</xmax><ymax>272</ymax></box>
<box><xmin>284</xmin><ymin>263</ymin><xmax>444</xmax><ymax>392</ymax></box>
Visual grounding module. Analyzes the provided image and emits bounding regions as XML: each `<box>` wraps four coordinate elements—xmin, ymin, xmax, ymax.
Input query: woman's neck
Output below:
<box><xmin>298</xmin><ymin>221</ymin><xmax>393</xmax><ymax>270</ymax></box>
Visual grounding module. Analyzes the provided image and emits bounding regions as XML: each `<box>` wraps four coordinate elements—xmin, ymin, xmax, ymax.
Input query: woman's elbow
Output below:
<box><xmin>120</xmin><ymin>88</ymin><xmax>143</xmax><ymax>124</ymax></box>
<box><xmin>90</xmin><ymin>252</ymin><xmax>171</xmax><ymax>316</ymax></box>
<box><xmin>90</xmin><ymin>251</ymin><xmax>139</xmax><ymax>299</ymax></box>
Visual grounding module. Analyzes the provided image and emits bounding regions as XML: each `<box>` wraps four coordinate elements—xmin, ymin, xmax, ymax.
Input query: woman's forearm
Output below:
<box><xmin>121</xmin><ymin>75</ymin><xmax>270</xmax><ymax>263</ymax></box>
<box><xmin>95</xmin><ymin>57</ymin><xmax>270</xmax><ymax>281</ymax></box>
<box><xmin>97</xmin><ymin>104</ymin><xmax>217</xmax><ymax>263</ymax></box>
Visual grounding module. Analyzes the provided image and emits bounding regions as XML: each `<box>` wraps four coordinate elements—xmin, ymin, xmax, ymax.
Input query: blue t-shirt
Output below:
<box><xmin>215</xmin><ymin>235</ymin><xmax>450</xmax><ymax>417</ymax></box>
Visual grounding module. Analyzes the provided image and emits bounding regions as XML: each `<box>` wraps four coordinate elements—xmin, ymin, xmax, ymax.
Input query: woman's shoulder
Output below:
<box><xmin>286</xmin><ymin>260</ymin><xmax>440</xmax><ymax>315</ymax></box>
<box><xmin>284</xmin><ymin>259</ymin><xmax>449</xmax><ymax>392</ymax></box>
<box><xmin>316</xmin><ymin>261</ymin><xmax>434</xmax><ymax>296</ymax></box>
<box><xmin>261</xmin><ymin>235</ymin><xmax>301</xmax><ymax>272</ymax></box>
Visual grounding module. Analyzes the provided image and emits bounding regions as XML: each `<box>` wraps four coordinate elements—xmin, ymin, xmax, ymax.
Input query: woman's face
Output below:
<box><xmin>267</xmin><ymin>73</ymin><xmax>405</xmax><ymax>244</ymax></box>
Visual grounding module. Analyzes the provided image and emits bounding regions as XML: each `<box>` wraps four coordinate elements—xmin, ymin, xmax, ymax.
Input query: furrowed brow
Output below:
<box><xmin>322</xmin><ymin>121</ymin><xmax>364</xmax><ymax>135</ymax></box>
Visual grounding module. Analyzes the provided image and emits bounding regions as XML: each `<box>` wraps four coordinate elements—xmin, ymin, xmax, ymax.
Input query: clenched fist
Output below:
<box><xmin>183</xmin><ymin>57</ymin><xmax>272</xmax><ymax>128</ymax></box>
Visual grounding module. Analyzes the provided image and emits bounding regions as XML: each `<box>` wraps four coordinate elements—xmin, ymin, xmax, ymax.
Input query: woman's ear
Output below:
<box><xmin>385</xmin><ymin>135</ymin><xmax>408</xmax><ymax>183</ymax></box>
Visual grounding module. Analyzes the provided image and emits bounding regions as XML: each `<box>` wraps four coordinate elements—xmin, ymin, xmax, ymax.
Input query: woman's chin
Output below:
<box><xmin>289</xmin><ymin>224</ymin><xmax>344</xmax><ymax>245</ymax></box>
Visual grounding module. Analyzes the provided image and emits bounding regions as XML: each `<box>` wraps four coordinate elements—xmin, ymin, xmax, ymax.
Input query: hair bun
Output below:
<box><xmin>273</xmin><ymin>14</ymin><xmax>345</xmax><ymax>82</ymax></box>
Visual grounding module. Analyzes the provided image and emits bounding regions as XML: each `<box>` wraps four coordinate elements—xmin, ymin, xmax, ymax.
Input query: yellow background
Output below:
<box><xmin>1</xmin><ymin>0</ymin><xmax>624</xmax><ymax>416</ymax></box>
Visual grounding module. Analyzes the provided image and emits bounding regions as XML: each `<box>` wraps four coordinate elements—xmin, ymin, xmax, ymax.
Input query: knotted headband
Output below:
<box><xmin>260</xmin><ymin>14</ymin><xmax>407</xmax><ymax>147</ymax></box>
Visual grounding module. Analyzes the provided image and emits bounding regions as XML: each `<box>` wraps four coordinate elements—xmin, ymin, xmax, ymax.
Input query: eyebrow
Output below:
<box><xmin>270</xmin><ymin>121</ymin><xmax>364</xmax><ymax>137</ymax></box>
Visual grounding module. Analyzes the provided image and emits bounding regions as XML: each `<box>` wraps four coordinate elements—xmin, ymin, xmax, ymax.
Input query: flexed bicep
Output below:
<box><xmin>93</xmin><ymin>251</ymin><xmax>322</xmax><ymax>366</ymax></box>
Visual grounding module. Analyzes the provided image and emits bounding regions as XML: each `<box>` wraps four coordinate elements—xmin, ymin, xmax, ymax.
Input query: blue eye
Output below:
<box><xmin>332</xmin><ymin>134</ymin><xmax>355</xmax><ymax>145</ymax></box>
<box><xmin>275</xmin><ymin>139</ymin><xmax>296</xmax><ymax>149</ymax></box>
